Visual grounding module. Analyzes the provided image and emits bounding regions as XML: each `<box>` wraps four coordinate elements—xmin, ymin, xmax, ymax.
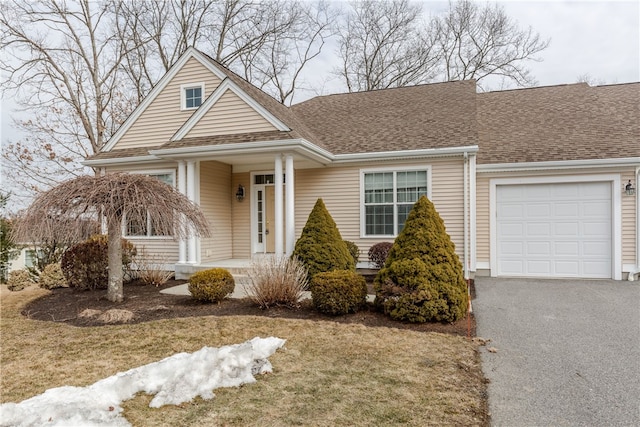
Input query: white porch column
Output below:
<box><xmin>285</xmin><ymin>154</ymin><xmax>295</xmax><ymax>255</ymax></box>
<box><xmin>186</xmin><ymin>160</ymin><xmax>197</xmax><ymax>264</ymax></box>
<box><xmin>274</xmin><ymin>155</ymin><xmax>284</xmax><ymax>256</ymax></box>
<box><xmin>177</xmin><ymin>161</ymin><xmax>187</xmax><ymax>264</ymax></box>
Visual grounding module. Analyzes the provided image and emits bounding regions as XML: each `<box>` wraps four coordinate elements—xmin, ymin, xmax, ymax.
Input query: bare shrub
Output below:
<box><xmin>247</xmin><ymin>256</ymin><xmax>308</xmax><ymax>309</ymax></box>
<box><xmin>6</xmin><ymin>269</ymin><xmax>35</xmax><ymax>291</ymax></box>
<box><xmin>130</xmin><ymin>248</ymin><xmax>174</xmax><ymax>286</ymax></box>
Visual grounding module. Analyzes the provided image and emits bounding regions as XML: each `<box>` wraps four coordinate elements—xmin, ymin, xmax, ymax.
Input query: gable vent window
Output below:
<box><xmin>181</xmin><ymin>83</ymin><xmax>204</xmax><ymax>110</ymax></box>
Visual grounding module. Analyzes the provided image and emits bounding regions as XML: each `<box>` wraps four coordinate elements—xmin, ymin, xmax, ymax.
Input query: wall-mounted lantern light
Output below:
<box><xmin>625</xmin><ymin>180</ymin><xmax>636</xmax><ymax>196</ymax></box>
<box><xmin>235</xmin><ymin>184</ymin><xmax>245</xmax><ymax>201</ymax></box>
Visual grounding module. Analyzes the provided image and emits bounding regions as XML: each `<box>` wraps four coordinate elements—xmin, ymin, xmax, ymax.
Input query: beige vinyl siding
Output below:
<box><xmin>621</xmin><ymin>170</ymin><xmax>637</xmax><ymax>265</ymax></box>
<box><xmin>294</xmin><ymin>159</ymin><xmax>466</xmax><ymax>264</ymax></box>
<box><xmin>115</xmin><ymin>57</ymin><xmax>222</xmax><ymax>150</ymax></box>
<box><xmin>475</xmin><ymin>175</ymin><xmax>491</xmax><ymax>265</ymax></box>
<box><xmin>231</xmin><ymin>172</ymin><xmax>251</xmax><ymax>258</ymax></box>
<box><xmin>199</xmin><ymin>161</ymin><xmax>233</xmax><ymax>262</ymax></box>
<box><xmin>184</xmin><ymin>89</ymin><xmax>277</xmax><ymax>138</ymax></box>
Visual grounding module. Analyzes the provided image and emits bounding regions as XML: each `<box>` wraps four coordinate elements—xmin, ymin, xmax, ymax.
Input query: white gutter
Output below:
<box><xmin>82</xmin><ymin>155</ymin><xmax>161</xmax><ymax>167</ymax></box>
<box><xmin>477</xmin><ymin>157</ymin><xmax>640</xmax><ymax>172</ymax></box>
<box><xmin>332</xmin><ymin>145</ymin><xmax>479</xmax><ymax>163</ymax></box>
<box><xmin>463</xmin><ymin>151</ymin><xmax>469</xmax><ymax>280</ymax></box>
<box><xmin>469</xmin><ymin>153</ymin><xmax>477</xmax><ymax>273</ymax></box>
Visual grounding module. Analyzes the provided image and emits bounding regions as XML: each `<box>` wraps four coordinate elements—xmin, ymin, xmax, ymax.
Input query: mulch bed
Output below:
<box><xmin>21</xmin><ymin>279</ymin><xmax>476</xmax><ymax>336</ymax></box>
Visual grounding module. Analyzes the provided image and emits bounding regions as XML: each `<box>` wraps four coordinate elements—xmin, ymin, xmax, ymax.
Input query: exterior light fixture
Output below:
<box><xmin>625</xmin><ymin>180</ymin><xmax>635</xmax><ymax>196</ymax></box>
<box><xmin>235</xmin><ymin>184</ymin><xmax>245</xmax><ymax>201</ymax></box>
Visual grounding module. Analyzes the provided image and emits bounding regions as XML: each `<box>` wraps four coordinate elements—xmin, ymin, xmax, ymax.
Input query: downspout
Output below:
<box><xmin>629</xmin><ymin>166</ymin><xmax>640</xmax><ymax>281</ymax></box>
<box><xmin>463</xmin><ymin>152</ymin><xmax>469</xmax><ymax>280</ymax></box>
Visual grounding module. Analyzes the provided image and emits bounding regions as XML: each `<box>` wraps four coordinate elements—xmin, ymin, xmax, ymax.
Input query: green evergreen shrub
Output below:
<box><xmin>292</xmin><ymin>199</ymin><xmax>355</xmax><ymax>281</ymax></box>
<box><xmin>188</xmin><ymin>268</ymin><xmax>235</xmax><ymax>303</ymax></box>
<box><xmin>6</xmin><ymin>269</ymin><xmax>34</xmax><ymax>291</ymax></box>
<box><xmin>61</xmin><ymin>235</ymin><xmax>136</xmax><ymax>290</ymax></box>
<box><xmin>38</xmin><ymin>263</ymin><xmax>67</xmax><ymax>289</ymax></box>
<box><xmin>368</xmin><ymin>242</ymin><xmax>393</xmax><ymax>269</ymax></box>
<box><xmin>374</xmin><ymin>196</ymin><xmax>468</xmax><ymax>323</ymax></box>
<box><xmin>310</xmin><ymin>269</ymin><xmax>368</xmax><ymax>315</ymax></box>
<box><xmin>344</xmin><ymin>241</ymin><xmax>360</xmax><ymax>266</ymax></box>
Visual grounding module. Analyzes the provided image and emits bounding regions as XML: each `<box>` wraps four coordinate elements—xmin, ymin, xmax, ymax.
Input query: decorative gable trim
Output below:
<box><xmin>101</xmin><ymin>47</ymin><xmax>226</xmax><ymax>152</ymax></box>
<box><xmin>170</xmin><ymin>78</ymin><xmax>290</xmax><ymax>141</ymax></box>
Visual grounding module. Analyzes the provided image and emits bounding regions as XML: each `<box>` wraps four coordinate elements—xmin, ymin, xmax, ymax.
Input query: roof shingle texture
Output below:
<box><xmin>291</xmin><ymin>80</ymin><xmax>478</xmax><ymax>154</ymax></box>
<box><xmin>477</xmin><ymin>82</ymin><xmax>640</xmax><ymax>164</ymax></box>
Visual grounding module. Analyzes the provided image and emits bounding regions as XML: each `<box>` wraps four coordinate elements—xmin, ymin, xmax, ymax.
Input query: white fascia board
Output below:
<box><xmin>477</xmin><ymin>157</ymin><xmax>640</xmax><ymax>172</ymax></box>
<box><xmin>150</xmin><ymin>138</ymin><xmax>333</xmax><ymax>164</ymax></box>
<box><xmin>82</xmin><ymin>155</ymin><xmax>161</xmax><ymax>167</ymax></box>
<box><xmin>171</xmin><ymin>79</ymin><xmax>289</xmax><ymax>141</ymax></box>
<box><xmin>102</xmin><ymin>47</ymin><xmax>210</xmax><ymax>153</ymax></box>
<box><xmin>331</xmin><ymin>145</ymin><xmax>479</xmax><ymax>163</ymax></box>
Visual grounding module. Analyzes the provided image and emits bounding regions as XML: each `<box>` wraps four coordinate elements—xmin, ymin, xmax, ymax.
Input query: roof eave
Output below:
<box><xmin>82</xmin><ymin>155</ymin><xmax>161</xmax><ymax>167</ymax></box>
<box><xmin>477</xmin><ymin>157</ymin><xmax>640</xmax><ymax>172</ymax></box>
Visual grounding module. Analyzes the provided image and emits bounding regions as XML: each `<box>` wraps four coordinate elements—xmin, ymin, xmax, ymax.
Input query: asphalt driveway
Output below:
<box><xmin>474</xmin><ymin>277</ymin><xmax>640</xmax><ymax>426</ymax></box>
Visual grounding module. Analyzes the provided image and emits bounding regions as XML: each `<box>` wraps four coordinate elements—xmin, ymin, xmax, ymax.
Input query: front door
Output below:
<box><xmin>254</xmin><ymin>184</ymin><xmax>276</xmax><ymax>253</ymax></box>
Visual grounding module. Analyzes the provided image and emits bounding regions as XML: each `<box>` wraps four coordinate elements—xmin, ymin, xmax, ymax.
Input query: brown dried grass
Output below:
<box><xmin>0</xmin><ymin>286</ymin><xmax>488</xmax><ymax>426</ymax></box>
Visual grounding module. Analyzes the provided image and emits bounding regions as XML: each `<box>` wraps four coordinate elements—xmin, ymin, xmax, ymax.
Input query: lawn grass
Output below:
<box><xmin>1</xmin><ymin>286</ymin><xmax>488</xmax><ymax>426</ymax></box>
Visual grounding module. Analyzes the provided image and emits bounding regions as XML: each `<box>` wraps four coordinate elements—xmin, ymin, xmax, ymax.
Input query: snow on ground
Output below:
<box><xmin>0</xmin><ymin>337</ymin><xmax>286</xmax><ymax>427</ymax></box>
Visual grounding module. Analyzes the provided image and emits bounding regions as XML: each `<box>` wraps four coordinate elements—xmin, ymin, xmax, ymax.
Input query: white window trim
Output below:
<box><xmin>123</xmin><ymin>169</ymin><xmax>177</xmax><ymax>239</ymax></box>
<box><xmin>359</xmin><ymin>165</ymin><xmax>432</xmax><ymax>238</ymax></box>
<box><xmin>180</xmin><ymin>82</ymin><xmax>205</xmax><ymax>111</ymax></box>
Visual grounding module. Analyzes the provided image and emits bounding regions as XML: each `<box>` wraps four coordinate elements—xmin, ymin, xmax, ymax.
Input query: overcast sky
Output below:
<box><xmin>1</xmin><ymin>0</ymin><xmax>639</xmax><ymax>185</ymax></box>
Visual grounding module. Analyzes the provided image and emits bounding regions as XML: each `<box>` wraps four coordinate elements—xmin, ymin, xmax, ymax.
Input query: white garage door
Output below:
<box><xmin>497</xmin><ymin>182</ymin><xmax>612</xmax><ymax>278</ymax></box>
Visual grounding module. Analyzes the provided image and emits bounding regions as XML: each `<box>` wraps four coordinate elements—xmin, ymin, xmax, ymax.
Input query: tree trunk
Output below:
<box><xmin>106</xmin><ymin>216</ymin><xmax>124</xmax><ymax>302</ymax></box>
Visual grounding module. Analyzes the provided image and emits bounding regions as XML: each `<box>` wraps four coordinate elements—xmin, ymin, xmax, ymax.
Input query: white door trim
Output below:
<box><xmin>489</xmin><ymin>174</ymin><xmax>621</xmax><ymax>280</ymax></box>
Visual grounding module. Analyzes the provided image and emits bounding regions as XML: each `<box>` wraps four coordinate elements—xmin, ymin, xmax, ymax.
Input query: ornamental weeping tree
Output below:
<box><xmin>12</xmin><ymin>173</ymin><xmax>210</xmax><ymax>302</ymax></box>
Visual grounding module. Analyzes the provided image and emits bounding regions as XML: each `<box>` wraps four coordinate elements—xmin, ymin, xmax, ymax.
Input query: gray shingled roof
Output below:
<box><xmin>477</xmin><ymin>82</ymin><xmax>640</xmax><ymax>164</ymax></box>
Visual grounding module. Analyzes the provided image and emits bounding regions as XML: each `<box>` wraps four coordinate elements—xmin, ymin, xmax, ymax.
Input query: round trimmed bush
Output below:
<box><xmin>7</xmin><ymin>269</ymin><xmax>34</xmax><ymax>291</ymax></box>
<box><xmin>188</xmin><ymin>268</ymin><xmax>235</xmax><ymax>303</ymax></box>
<box><xmin>61</xmin><ymin>235</ymin><xmax>136</xmax><ymax>290</ymax></box>
<box><xmin>344</xmin><ymin>240</ymin><xmax>360</xmax><ymax>266</ymax></box>
<box><xmin>310</xmin><ymin>270</ymin><xmax>368</xmax><ymax>315</ymax></box>
<box><xmin>39</xmin><ymin>263</ymin><xmax>67</xmax><ymax>289</ymax></box>
<box><xmin>368</xmin><ymin>242</ymin><xmax>393</xmax><ymax>269</ymax></box>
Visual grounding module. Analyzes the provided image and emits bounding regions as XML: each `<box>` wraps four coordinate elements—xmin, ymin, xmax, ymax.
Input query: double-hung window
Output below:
<box><xmin>362</xmin><ymin>168</ymin><xmax>429</xmax><ymax>236</ymax></box>
<box><xmin>125</xmin><ymin>172</ymin><xmax>175</xmax><ymax>237</ymax></box>
<box><xmin>181</xmin><ymin>83</ymin><xmax>204</xmax><ymax>110</ymax></box>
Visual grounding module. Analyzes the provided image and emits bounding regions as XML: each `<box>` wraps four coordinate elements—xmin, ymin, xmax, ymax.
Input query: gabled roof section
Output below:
<box><xmin>291</xmin><ymin>80</ymin><xmax>478</xmax><ymax>154</ymax></box>
<box><xmin>102</xmin><ymin>47</ymin><xmax>227</xmax><ymax>152</ymax></box>
<box><xmin>477</xmin><ymin>82</ymin><xmax>640</xmax><ymax>164</ymax></box>
<box><xmin>170</xmin><ymin>78</ymin><xmax>288</xmax><ymax>141</ymax></box>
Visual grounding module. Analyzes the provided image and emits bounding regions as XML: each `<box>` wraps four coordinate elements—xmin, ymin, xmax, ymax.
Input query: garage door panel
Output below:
<box><xmin>554</xmin><ymin>241</ymin><xmax>579</xmax><ymax>256</ymax></box>
<box><xmin>554</xmin><ymin>222</ymin><xmax>579</xmax><ymax>236</ymax></box>
<box><xmin>526</xmin><ymin>222</ymin><xmax>551</xmax><ymax>236</ymax></box>
<box><xmin>527</xmin><ymin>241</ymin><xmax>551</xmax><ymax>256</ymax></box>
<box><xmin>554</xmin><ymin>202</ymin><xmax>579</xmax><ymax>217</ymax></box>
<box><xmin>555</xmin><ymin>261</ymin><xmax>580</xmax><ymax>275</ymax></box>
<box><xmin>497</xmin><ymin>181</ymin><xmax>612</xmax><ymax>279</ymax></box>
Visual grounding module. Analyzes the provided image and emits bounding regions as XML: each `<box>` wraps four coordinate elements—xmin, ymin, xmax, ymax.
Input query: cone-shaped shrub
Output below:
<box><xmin>374</xmin><ymin>195</ymin><xmax>468</xmax><ymax>323</ymax></box>
<box><xmin>292</xmin><ymin>198</ymin><xmax>355</xmax><ymax>281</ymax></box>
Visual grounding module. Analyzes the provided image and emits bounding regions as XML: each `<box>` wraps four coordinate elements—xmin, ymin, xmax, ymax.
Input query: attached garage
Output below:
<box><xmin>492</xmin><ymin>180</ymin><xmax>616</xmax><ymax>279</ymax></box>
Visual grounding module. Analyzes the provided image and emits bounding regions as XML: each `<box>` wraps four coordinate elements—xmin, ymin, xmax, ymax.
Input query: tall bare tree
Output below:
<box><xmin>336</xmin><ymin>0</ymin><xmax>439</xmax><ymax>92</ymax></box>
<box><xmin>13</xmin><ymin>173</ymin><xmax>210</xmax><ymax>302</ymax></box>
<box><xmin>0</xmin><ymin>0</ymin><xmax>143</xmax><ymax>195</ymax></box>
<box><xmin>336</xmin><ymin>0</ymin><xmax>549</xmax><ymax>91</ymax></box>
<box><xmin>434</xmin><ymin>0</ymin><xmax>549</xmax><ymax>88</ymax></box>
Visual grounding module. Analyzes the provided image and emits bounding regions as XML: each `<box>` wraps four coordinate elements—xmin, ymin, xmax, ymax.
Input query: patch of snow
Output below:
<box><xmin>0</xmin><ymin>337</ymin><xmax>285</xmax><ymax>427</ymax></box>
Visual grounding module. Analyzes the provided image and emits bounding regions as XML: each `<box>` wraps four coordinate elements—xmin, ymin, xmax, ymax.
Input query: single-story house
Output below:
<box><xmin>85</xmin><ymin>48</ymin><xmax>639</xmax><ymax>281</ymax></box>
